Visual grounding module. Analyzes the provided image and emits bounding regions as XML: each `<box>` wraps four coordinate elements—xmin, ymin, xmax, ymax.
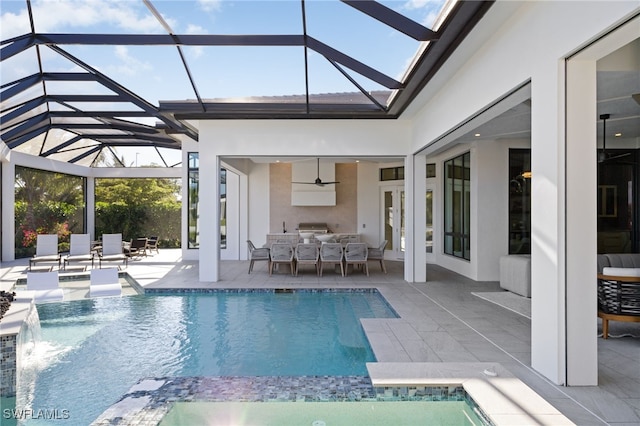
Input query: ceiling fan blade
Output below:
<box><xmin>607</xmin><ymin>152</ymin><xmax>631</xmax><ymax>161</ymax></box>
<box><xmin>291</xmin><ymin>158</ymin><xmax>340</xmax><ymax>185</ymax></box>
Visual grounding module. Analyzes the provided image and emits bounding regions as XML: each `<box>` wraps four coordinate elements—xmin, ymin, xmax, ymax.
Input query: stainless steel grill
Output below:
<box><xmin>297</xmin><ymin>223</ymin><xmax>330</xmax><ymax>234</ymax></box>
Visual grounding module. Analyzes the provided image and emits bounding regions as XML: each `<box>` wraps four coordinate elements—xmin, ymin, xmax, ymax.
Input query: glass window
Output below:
<box><xmin>188</xmin><ymin>152</ymin><xmax>199</xmax><ymax>249</ymax></box>
<box><xmin>509</xmin><ymin>149</ymin><xmax>531</xmax><ymax>254</ymax></box>
<box><xmin>380</xmin><ymin>166</ymin><xmax>404</xmax><ymax>181</ymax></box>
<box><xmin>443</xmin><ymin>152</ymin><xmax>471</xmax><ymax>260</ymax></box>
<box><xmin>14</xmin><ymin>166</ymin><xmax>86</xmax><ymax>258</ymax></box>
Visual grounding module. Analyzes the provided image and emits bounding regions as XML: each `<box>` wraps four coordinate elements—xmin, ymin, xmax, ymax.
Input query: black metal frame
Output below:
<box><xmin>1</xmin><ymin>0</ymin><xmax>493</xmax><ymax>164</ymax></box>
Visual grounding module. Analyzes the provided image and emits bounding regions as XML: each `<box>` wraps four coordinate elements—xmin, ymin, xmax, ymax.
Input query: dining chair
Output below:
<box><xmin>247</xmin><ymin>240</ymin><xmax>270</xmax><ymax>274</ymax></box>
<box><xmin>344</xmin><ymin>243</ymin><xmax>369</xmax><ymax>276</ymax></box>
<box><xmin>319</xmin><ymin>243</ymin><xmax>344</xmax><ymax>277</ymax></box>
<box><xmin>269</xmin><ymin>243</ymin><xmax>295</xmax><ymax>276</ymax></box>
<box><xmin>367</xmin><ymin>240</ymin><xmax>388</xmax><ymax>273</ymax></box>
<box><xmin>294</xmin><ymin>243</ymin><xmax>320</xmax><ymax>276</ymax></box>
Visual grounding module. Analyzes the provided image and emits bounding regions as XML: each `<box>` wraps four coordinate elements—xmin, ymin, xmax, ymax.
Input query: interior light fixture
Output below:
<box><xmin>615</xmin><ymin>133</ymin><xmax>622</xmax><ymax>137</ymax></box>
<box><xmin>474</xmin><ymin>133</ymin><xmax>481</xmax><ymax>137</ymax></box>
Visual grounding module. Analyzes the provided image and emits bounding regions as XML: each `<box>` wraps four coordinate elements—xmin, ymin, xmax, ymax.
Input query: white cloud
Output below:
<box><xmin>184</xmin><ymin>24</ymin><xmax>206</xmax><ymax>59</ymax></box>
<box><xmin>402</xmin><ymin>0</ymin><xmax>443</xmax><ymax>29</ymax></box>
<box><xmin>3</xmin><ymin>0</ymin><xmax>167</xmax><ymax>34</ymax></box>
<box><xmin>1</xmin><ymin>7</ymin><xmax>31</xmax><ymax>39</ymax></box>
<box><xmin>197</xmin><ymin>0</ymin><xmax>222</xmax><ymax>13</ymax></box>
<box><xmin>110</xmin><ymin>45</ymin><xmax>153</xmax><ymax>76</ymax></box>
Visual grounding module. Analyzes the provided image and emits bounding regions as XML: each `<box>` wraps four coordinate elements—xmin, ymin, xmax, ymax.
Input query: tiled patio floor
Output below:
<box><xmin>1</xmin><ymin>249</ymin><xmax>638</xmax><ymax>425</ymax></box>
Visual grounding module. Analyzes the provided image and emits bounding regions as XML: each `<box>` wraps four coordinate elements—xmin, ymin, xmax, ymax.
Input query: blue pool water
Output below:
<box><xmin>18</xmin><ymin>290</ymin><xmax>397</xmax><ymax>424</ymax></box>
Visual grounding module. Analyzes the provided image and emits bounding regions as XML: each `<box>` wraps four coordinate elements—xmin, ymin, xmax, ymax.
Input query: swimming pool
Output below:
<box><xmin>16</xmin><ymin>290</ymin><xmax>398</xmax><ymax>424</ymax></box>
<box><xmin>160</xmin><ymin>400</ymin><xmax>487</xmax><ymax>426</ymax></box>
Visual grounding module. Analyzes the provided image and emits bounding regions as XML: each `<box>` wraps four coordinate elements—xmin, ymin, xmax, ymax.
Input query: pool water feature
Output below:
<box><xmin>17</xmin><ymin>290</ymin><xmax>397</xmax><ymax>424</ymax></box>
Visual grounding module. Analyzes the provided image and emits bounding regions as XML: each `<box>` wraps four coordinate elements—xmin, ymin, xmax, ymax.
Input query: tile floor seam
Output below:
<box><xmin>406</xmin><ymin>281</ymin><xmax>611</xmax><ymax>426</ymax></box>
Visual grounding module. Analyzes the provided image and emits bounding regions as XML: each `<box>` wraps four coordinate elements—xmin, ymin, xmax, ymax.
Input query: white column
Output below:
<box><xmin>1</xmin><ymin>161</ymin><xmax>15</xmax><ymax>261</ymax></box>
<box><xmin>86</xmin><ymin>176</ymin><xmax>95</xmax><ymax>240</ymax></box>
<box><xmin>530</xmin><ymin>60</ymin><xmax>566</xmax><ymax>385</ymax></box>
<box><xmin>565</xmin><ymin>58</ymin><xmax>598</xmax><ymax>386</ymax></box>
<box><xmin>199</xmin><ymin>153</ymin><xmax>220</xmax><ymax>282</ymax></box>
<box><xmin>411</xmin><ymin>154</ymin><xmax>427</xmax><ymax>282</ymax></box>
<box><xmin>239</xmin><ymin>172</ymin><xmax>249</xmax><ymax>261</ymax></box>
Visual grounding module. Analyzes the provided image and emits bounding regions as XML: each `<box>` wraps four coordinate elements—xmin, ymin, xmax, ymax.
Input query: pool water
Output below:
<box><xmin>18</xmin><ymin>290</ymin><xmax>397</xmax><ymax>424</ymax></box>
<box><xmin>160</xmin><ymin>401</ymin><xmax>487</xmax><ymax>426</ymax></box>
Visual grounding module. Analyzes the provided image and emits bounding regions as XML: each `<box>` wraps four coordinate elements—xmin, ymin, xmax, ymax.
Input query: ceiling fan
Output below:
<box><xmin>292</xmin><ymin>158</ymin><xmax>340</xmax><ymax>186</ymax></box>
<box><xmin>598</xmin><ymin>113</ymin><xmax>631</xmax><ymax>163</ymax></box>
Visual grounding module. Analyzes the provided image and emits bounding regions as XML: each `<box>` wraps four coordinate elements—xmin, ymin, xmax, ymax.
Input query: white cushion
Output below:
<box><xmin>602</xmin><ymin>267</ymin><xmax>640</xmax><ymax>277</ymax></box>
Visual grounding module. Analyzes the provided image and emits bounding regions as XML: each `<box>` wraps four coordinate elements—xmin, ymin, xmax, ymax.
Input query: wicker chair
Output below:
<box><xmin>294</xmin><ymin>243</ymin><xmax>320</xmax><ymax>276</ymax></box>
<box><xmin>344</xmin><ymin>243</ymin><xmax>369</xmax><ymax>276</ymax></box>
<box><xmin>597</xmin><ymin>268</ymin><xmax>640</xmax><ymax>338</ymax></box>
<box><xmin>319</xmin><ymin>243</ymin><xmax>344</xmax><ymax>277</ymax></box>
<box><xmin>247</xmin><ymin>240</ymin><xmax>270</xmax><ymax>274</ymax></box>
<box><xmin>269</xmin><ymin>243</ymin><xmax>295</xmax><ymax>276</ymax></box>
<box><xmin>367</xmin><ymin>240</ymin><xmax>388</xmax><ymax>273</ymax></box>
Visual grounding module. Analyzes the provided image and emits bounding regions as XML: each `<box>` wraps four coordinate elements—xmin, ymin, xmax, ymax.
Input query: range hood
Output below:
<box><xmin>291</xmin><ymin>160</ymin><xmax>336</xmax><ymax>206</ymax></box>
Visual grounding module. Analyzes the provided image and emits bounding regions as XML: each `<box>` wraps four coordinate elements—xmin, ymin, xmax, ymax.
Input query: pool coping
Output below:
<box><xmin>367</xmin><ymin>362</ymin><xmax>575</xmax><ymax>426</ymax></box>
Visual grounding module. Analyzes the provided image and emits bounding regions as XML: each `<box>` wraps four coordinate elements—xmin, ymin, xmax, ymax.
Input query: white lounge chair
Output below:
<box><xmin>64</xmin><ymin>233</ymin><xmax>94</xmax><ymax>270</ymax></box>
<box><xmin>98</xmin><ymin>233</ymin><xmax>128</xmax><ymax>268</ymax></box>
<box><xmin>27</xmin><ymin>271</ymin><xmax>64</xmax><ymax>303</ymax></box>
<box><xmin>89</xmin><ymin>268</ymin><xmax>122</xmax><ymax>298</ymax></box>
<box><xmin>29</xmin><ymin>234</ymin><xmax>61</xmax><ymax>271</ymax></box>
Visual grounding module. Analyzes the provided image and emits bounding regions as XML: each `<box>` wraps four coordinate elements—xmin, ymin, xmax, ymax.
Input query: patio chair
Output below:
<box><xmin>89</xmin><ymin>268</ymin><xmax>122</xmax><ymax>298</ymax></box>
<box><xmin>146</xmin><ymin>236</ymin><xmax>160</xmax><ymax>254</ymax></box>
<box><xmin>29</xmin><ymin>234</ymin><xmax>61</xmax><ymax>271</ymax></box>
<box><xmin>127</xmin><ymin>237</ymin><xmax>148</xmax><ymax>258</ymax></box>
<box><xmin>269</xmin><ymin>243</ymin><xmax>295</xmax><ymax>276</ymax></box>
<box><xmin>98</xmin><ymin>233</ymin><xmax>128</xmax><ymax>269</ymax></box>
<box><xmin>63</xmin><ymin>233</ymin><xmax>94</xmax><ymax>270</ymax></box>
<box><xmin>344</xmin><ymin>243</ymin><xmax>369</xmax><ymax>276</ymax></box>
<box><xmin>247</xmin><ymin>240</ymin><xmax>270</xmax><ymax>274</ymax></box>
<box><xmin>367</xmin><ymin>240</ymin><xmax>388</xmax><ymax>273</ymax></box>
<box><xmin>294</xmin><ymin>243</ymin><xmax>319</xmax><ymax>276</ymax></box>
<box><xmin>27</xmin><ymin>271</ymin><xmax>64</xmax><ymax>303</ymax></box>
<box><xmin>319</xmin><ymin>242</ymin><xmax>344</xmax><ymax>277</ymax></box>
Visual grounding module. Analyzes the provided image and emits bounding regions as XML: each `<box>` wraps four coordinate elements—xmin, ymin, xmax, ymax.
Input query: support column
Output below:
<box><xmin>565</xmin><ymin>57</ymin><xmax>598</xmax><ymax>386</ymax></box>
<box><xmin>530</xmin><ymin>61</ymin><xmax>566</xmax><ymax>385</ymax></box>
<box><xmin>86</xmin><ymin>176</ymin><xmax>95</xmax><ymax>240</ymax></box>
<box><xmin>411</xmin><ymin>154</ymin><xmax>427</xmax><ymax>282</ymax></box>
<box><xmin>2</xmin><ymin>161</ymin><xmax>15</xmax><ymax>261</ymax></box>
<box><xmin>199</xmin><ymin>153</ymin><xmax>220</xmax><ymax>282</ymax></box>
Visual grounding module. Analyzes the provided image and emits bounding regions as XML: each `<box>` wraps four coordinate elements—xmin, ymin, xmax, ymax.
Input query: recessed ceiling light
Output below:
<box><xmin>615</xmin><ymin>133</ymin><xmax>622</xmax><ymax>137</ymax></box>
<box><xmin>474</xmin><ymin>133</ymin><xmax>481</xmax><ymax>137</ymax></box>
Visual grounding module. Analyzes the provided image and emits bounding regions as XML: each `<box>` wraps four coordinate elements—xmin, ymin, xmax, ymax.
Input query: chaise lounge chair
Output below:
<box><xmin>29</xmin><ymin>234</ymin><xmax>61</xmax><ymax>271</ymax></box>
<box><xmin>89</xmin><ymin>268</ymin><xmax>122</xmax><ymax>298</ymax></box>
<box><xmin>64</xmin><ymin>233</ymin><xmax>94</xmax><ymax>270</ymax></box>
<box><xmin>27</xmin><ymin>271</ymin><xmax>64</xmax><ymax>303</ymax></box>
<box><xmin>98</xmin><ymin>233</ymin><xmax>128</xmax><ymax>269</ymax></box>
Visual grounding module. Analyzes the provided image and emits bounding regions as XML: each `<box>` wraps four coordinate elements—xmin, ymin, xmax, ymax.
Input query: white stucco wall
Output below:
<box><xmin>405</xmin><ymin>0</ymin><xmax>639</xmax><ymax>386</ymax></box>
<box><xmin>197</xmin><ymin>119</ymin><xmax>412</xmax><ymax>282</ymax></box>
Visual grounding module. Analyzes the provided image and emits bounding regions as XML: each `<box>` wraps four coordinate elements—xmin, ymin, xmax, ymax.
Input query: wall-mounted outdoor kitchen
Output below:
<box><xmin>270</xmin><ymin>162</ymin><xmax>357</xmax><ymax>234</ymax></box>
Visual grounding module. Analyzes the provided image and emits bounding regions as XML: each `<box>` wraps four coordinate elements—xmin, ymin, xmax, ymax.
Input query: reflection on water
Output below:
<box><xmin>17</xmin><ymin>291</ymin><xmax>397</xmax><ymax>425</ymax></box>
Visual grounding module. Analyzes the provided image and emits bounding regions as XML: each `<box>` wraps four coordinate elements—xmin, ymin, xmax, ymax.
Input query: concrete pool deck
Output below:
<box><xmin>1</xmin><ymin>249</ymin><xmax>638</xmax><ymax>425</ymax></box>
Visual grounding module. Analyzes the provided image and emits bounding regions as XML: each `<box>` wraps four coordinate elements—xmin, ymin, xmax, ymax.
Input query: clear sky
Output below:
<box><xmin>1</xmin><ymin>0</ymin><xmax>447</xmax><ymax>166</ymax></box>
